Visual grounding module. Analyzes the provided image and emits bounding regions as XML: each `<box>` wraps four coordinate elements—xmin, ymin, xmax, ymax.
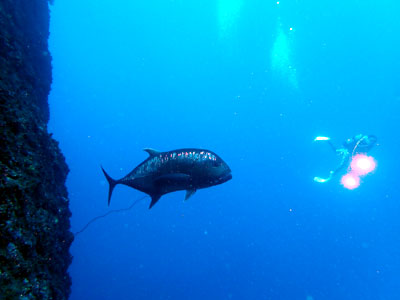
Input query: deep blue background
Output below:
<box><xmin>48</xmin><ymin>1</ymin><xmax>400</xmax><ymax>299</ymax></box>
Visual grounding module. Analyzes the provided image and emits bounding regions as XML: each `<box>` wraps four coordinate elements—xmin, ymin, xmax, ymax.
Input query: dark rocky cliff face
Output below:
<box><xmin>0</xmin><ymin>1</ymin><xmax>73</xmax><ymax>299</ymax></box>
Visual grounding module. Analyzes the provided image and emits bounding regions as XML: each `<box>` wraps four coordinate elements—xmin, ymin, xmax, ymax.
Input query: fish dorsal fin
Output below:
<box><xmin>144</xmin><ymin>148</ymin><xmax>161</xmax><ymax>157</ymax></box>
<box><xmin>149</xmin><ymin>194</ymin><xmax>161</xmax><ymax>209</ymax></box>
<box><xmin>185</xmin><ymin>189</ymin><xmax>196</xmax><ymax>201</ymax></box>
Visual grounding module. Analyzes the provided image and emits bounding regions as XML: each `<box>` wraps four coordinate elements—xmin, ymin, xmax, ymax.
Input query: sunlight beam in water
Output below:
<box><xmin>270</xmin><ymin>13</ymin><xmax>298</xmax><ymax>89</ymax></box>
<box><xmin>218</xmin><ymin>0</ymin><xmax>242</xmax><ymax>39</ymax></box>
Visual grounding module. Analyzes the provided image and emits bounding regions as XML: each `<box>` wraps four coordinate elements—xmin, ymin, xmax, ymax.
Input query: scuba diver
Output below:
<box><xmin>313</xmin><ymin>134</ymin><xmax>377</xmax><ymax>183</ymax></box>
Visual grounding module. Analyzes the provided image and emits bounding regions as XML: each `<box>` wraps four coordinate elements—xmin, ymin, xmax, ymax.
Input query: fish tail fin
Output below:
<box><xmin>101</xmin><ymin>166</ymin><xmax>118</xmax><ymax>206</ymax></box>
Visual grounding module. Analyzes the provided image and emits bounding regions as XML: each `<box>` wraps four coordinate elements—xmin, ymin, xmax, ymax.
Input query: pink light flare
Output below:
<box><xmin>350</xmin><ymin>154</ymin><xmax>377</xmax><ymax>176</ymax></box>
<box><xmin>341</xmin><ymin>173</ymin><xmax>360</xmax><ymax>190</ymax></box>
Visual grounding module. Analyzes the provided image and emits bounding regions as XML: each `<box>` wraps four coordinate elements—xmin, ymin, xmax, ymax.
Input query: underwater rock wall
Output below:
<box><xmin>0</xmin><ymin>0</ymin><xmax>73</xmax><ymax>299</ymax></box>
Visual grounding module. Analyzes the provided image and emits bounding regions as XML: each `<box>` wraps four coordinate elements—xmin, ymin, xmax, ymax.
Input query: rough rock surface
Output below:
<box><xmin>0</xmin><ymin>0</ymin><xmax>73</xmax><ymax>299</ymax></box>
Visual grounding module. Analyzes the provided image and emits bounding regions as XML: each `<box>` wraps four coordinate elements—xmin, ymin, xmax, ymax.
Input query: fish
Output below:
<box><xmin>101</xmin><ymin>148</ymin><xmax>232</xmax><ymax>209</ymax></box>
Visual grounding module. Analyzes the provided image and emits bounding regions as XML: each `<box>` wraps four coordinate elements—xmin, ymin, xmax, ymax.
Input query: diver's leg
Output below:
<box><xmin>327</xmin><ymin>141</ymin><xmax>337</xmax><ymax>152</ymax></box>
<box><xmin>314</xmin><ymin>151</ymin><xmax>350</xmax><ymax>183</ymax></box>
<box><xmin>314</xmin><ymin>136</ymin><xmax>337</xmax><ymax>152</ymax></box>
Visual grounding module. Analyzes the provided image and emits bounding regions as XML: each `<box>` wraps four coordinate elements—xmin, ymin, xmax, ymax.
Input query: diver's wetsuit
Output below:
<box><xmin>314</xmin><ymin>134</ymin><xmax>377</xmax><ymax>183</ymax></box>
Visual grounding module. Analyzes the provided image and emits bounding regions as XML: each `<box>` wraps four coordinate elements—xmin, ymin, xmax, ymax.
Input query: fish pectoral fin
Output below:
<box><xmin>143</xmin><ymin>148</ymin><xmax>161</xmax><ymax>157</ymax></box>
<box><xmin>149</xmin><ymin>194</ymin><xmax>161</xmax><ymax>209</ymax></box>
<box><xmin>154</xmin><ymin>173</ymin><xmax>191</xmax><ymax>185</ymax></box>
<box><xmin>185</xmin><ymin>189</ymin><xmax>196</xmax><ymax>201</ymax></box>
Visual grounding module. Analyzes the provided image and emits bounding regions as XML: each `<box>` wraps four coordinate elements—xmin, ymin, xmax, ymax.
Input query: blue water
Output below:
<box><xmin>48</xmin><ymin>1</ymin><xmax>400</xmax><ymax>299</ymax></box>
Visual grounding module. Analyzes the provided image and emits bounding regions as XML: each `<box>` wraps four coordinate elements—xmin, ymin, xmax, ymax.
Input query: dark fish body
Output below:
<box><xmin>102</xmin><ymin>148</ymin><xmax>232</xmax><ymax>208</ymax></box>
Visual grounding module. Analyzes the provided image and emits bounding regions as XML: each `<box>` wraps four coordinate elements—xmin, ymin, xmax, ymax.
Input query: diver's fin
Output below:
<box><xmin>101</xmin><ymin>166</ymin><xmax>118</xmax><ymax>206</ymax></box>
<box><xmin>149</xmin><ymin>194</ymin><xmax>161</xmax><ymax>209</ymax></box>
<box><xmin>314</xmin><ymin>136</ymin><xmax>331</xmax><ymax>141</ymax></box>
<box><xmin>154</xmin><ymin>173</ymin><xmax>191</xmax><ymax>185</ymax></box>
<box><xmin>185</xmin><ymin>189</ymin><xmax>196</xmax><ymax>200</ymax></box>
<box><xmin>314</xmin><ymin>176</ymin><xmax>330</xmax><ymax>183</ymax></box>
<box><xmin>314</xmin><ymin>171</ymin><xmax>334</xmax><ymax>183</ymax></box>
<box><xmin>144</xmin><ymin>148</ymin><xmax>161</xmax><ymax>157</ymax></box>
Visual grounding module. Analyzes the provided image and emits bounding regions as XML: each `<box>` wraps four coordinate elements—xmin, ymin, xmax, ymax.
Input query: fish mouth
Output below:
<box><xmin>219</xmin><ymin>172</ymin><xmax>232</xmax><ymax>183</ymax></box>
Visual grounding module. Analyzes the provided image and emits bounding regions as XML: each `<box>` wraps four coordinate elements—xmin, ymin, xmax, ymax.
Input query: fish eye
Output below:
<box><xmin>212</xmin><ymin>160</ymin><xmax>221</xmax><ymax>167</ymax></box>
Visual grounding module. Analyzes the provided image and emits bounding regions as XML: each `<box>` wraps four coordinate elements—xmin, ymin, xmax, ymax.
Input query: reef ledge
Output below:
<box><xmin>0</xmin><ymin>0</ymin><xmax>73</xmax><ymax>299</ymax></box>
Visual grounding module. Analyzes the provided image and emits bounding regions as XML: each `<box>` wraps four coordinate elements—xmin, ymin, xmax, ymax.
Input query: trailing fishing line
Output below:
<box><xmin>74</xmin><ymin>195</ymin><xmax>147</xmax><ymax>238</ymax></box>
